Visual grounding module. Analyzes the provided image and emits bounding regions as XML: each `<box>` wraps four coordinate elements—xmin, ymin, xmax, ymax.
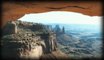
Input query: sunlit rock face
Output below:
<box><xmin>1</xmin><ymin>29</ymin><xmax>44</xmax><ymax>59</ymax></box>
<box><xmin>1</xmin><ymin>20</ymin><xmax>57</xmax><ymax>59</ymax></box>
<box><xmin>19</xmin><ymin>46</ymin><xmax>43</xmax><ymax>59</ymax></box>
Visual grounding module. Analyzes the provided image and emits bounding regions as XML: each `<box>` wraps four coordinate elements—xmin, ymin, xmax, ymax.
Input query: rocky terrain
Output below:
<box><xmin>54</xmin><ymin>24</ymin><xmax>102</xmax><ymax>60</ymax></box>
<box><xmin>1</xmin><ymin>20</ymin><xmax>102</xmax><ymax>60</ymax></box>
<box><xmin>1</xmin><ymin>20</ymin><xmax>68</xmax><ymax>59</ymax></box>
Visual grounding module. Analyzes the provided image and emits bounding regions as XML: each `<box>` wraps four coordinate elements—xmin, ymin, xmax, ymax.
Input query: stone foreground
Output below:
<box><xmin>1</xmin><ymin>20</ymin><xmax>58</xmax><ymax>59</ymax></box>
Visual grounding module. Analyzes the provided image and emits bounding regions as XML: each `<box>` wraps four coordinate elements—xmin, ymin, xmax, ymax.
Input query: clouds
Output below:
<box><xmin>18</xmin><ymin>11</ymin><xmax>102</xmax><ymax>25</ymax></box>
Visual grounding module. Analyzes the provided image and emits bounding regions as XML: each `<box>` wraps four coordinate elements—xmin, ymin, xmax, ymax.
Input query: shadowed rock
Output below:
<box><xmin>3</xmin><ymin>21</ymin><xmax>17</xmax><ymax>35</ymax></box>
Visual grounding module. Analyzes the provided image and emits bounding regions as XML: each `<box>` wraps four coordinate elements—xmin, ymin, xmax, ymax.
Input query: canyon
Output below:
<box><xmin>1</xmin><ymin>20</ymin><xmax>68</xmax><ymax>59</ymax></box>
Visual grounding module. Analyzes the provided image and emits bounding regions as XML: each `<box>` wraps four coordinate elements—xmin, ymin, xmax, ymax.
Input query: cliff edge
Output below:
<box><xmin>1</xmin><ymin>20</ymin><xmax>68</xmax><ymax>60</ymax></box>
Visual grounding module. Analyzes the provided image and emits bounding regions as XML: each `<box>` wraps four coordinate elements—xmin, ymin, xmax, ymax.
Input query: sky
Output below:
<box><xmin>18</xmin><ymin>11</ymin><xmax>102</xmax><ymax>25</ymax></box>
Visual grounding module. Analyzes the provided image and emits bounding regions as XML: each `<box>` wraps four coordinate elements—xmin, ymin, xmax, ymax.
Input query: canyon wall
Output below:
<box><xmin>1</xmin><ymin>20</ymin><xmax>57</xmax><ymax>59</ymax></box>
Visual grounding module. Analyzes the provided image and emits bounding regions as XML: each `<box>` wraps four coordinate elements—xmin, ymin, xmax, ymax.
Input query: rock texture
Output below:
<box><xmin>1</xmin><ymin>20</ymin><xmax>57</xmax><ymax>59</ymax></box>
<box><xmin>2</xmin><ymin>1</ymin><xmax>102</xmax><ymax>27</ymax></box>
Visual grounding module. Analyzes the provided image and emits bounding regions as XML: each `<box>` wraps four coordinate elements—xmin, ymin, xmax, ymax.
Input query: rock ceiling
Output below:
<box><xmin>2</xmin><ymin>1</ymin><xmax>102</xmax><ymax>27</ymax></box>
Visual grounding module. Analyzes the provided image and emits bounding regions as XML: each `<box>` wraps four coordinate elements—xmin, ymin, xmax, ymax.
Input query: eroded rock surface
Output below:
<box><xmin>1</xmin><ymin>20</ymin><xmax>57</xmax><ymax>59</ymax></box>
